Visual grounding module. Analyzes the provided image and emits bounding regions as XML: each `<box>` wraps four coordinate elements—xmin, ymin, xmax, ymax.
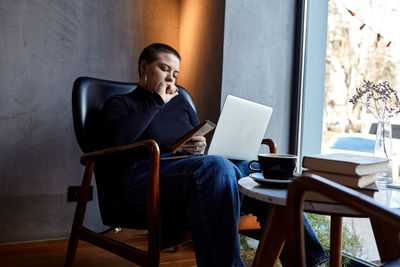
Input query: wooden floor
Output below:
<box><xmin>0</xmin><ymin>229</ymin><xmax>197</xmax><ymax>267</ymax></box>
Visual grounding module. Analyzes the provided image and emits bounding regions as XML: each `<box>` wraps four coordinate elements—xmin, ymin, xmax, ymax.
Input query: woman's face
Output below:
<box><xmin>140</xmin><ymin>52</ymin><xmax>180</xmax><ymax>93</ymax></box>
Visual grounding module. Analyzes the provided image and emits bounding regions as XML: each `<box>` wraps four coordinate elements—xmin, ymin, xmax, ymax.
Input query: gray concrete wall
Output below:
<box><xmin>222</xmin><ymin>0</ymin><xmax>297</xmax><ymax>153</ymax></box>
<box><xmin>0</xmin><ymin>0</ymin><xmax>181</xmax><ymax>243</ymax></box>
<box><xmin>0</xmin><ymin>0</ymin><xmax>295</xmax><ymax>243</ymax></box>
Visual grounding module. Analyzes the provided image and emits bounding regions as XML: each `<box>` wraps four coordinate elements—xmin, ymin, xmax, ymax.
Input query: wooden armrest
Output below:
<box><xmin>79</xmin><ymin>139</ymin><xmax>161</xmax><ymax>243</ymax></box>
<box><xmin>80</xmin><ymin>139</ymin><xmax>160</xmax><ymax>165</ymax></box>
<box><xmin>262</xmin><ymin>138</ymin><xmax>277</xmax><ymax>153</ymax></box>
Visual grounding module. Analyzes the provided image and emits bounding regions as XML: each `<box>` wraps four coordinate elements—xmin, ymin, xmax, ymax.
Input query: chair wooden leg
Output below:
<box><xmin>64</xmin><ymin>232</ymin><xmax>79</xmax><ymax>267</ymax></box>
<box><xmin>64</xmin><ymin>160</ymin><xmax>95</xmax><ymax>267</ymax></box>
<box><xmin>371</xmin><ymin>219</ymin><xmax>400</xmax><ymax>263</ymax></box>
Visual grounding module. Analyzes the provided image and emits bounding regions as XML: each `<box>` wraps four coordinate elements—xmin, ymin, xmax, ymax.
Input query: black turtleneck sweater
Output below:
<box><xmin>94</xmin><ymin>86</ymin><xmax>199</xmax><ymax>202</ymax></box>
<box><xmin>102</xmin><ymin>85</ymin><xmax>200</xmax><ymax>156</ymax></box>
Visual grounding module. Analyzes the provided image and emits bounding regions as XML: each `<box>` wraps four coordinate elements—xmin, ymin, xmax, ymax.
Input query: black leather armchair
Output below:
<box><xmin>65</xmin><ymin>76</ymin><xmax>276</xmax><ymax>266</ymax></box>
<box><xmin>65</xmin><ymin>77</ymin><xmax>197</xmax><ymax>266</ymax></box>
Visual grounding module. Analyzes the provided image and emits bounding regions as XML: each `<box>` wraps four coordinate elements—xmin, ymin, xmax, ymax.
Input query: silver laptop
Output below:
<box><xmin>207</xmin><ymin>95</ymin><xmax>273</xmax><ymax>161</ymax></box>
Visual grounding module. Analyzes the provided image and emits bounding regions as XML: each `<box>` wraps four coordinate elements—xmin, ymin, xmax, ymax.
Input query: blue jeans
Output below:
<box><xmin>121</xmin><ymin>154</ymin><xmax>327</xmax><ymax>267</ymax></box>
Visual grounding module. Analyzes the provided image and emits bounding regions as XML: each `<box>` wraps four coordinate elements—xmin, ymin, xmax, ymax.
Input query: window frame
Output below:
<box><xmin>292</xmin><ymin>0</ymin><xmax>329</xmax><ymax>163</ymax></box>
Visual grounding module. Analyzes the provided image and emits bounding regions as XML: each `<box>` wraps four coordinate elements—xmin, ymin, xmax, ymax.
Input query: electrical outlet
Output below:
<box><xmin>67</xmin><ymin>185</ymin><xmax>93</xmax><ymax>202</ymax></box>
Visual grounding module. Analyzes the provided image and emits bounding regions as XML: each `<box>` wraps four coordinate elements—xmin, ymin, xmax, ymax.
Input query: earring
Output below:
<box><xmin>139</xmin><ymin>74</ymin><xmax>148</xmax><ymax>88</ymax></box>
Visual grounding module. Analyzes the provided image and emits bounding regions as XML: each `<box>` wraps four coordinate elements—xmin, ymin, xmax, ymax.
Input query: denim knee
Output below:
<box><xmin>194</xmin><ymin>155</ymin><xmax>242</xmax><ymax>187</ymax></box>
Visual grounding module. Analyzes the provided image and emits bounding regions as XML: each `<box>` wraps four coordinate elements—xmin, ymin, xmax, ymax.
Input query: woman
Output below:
<box><xmin>101</xmin><ymin>43</ymin><xmax>327</xmax><ymax>266</ymax></box>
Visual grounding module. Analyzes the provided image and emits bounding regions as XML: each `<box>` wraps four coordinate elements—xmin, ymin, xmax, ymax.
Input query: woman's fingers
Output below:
<box><xmin>157</xmin><ymin>82</ymin><xmax>178</xmax><ymax>103</ymax></box>
<box><xmin>166</xmin><ymin>82</ymin><xmax>178</xmax><ymax>94</ymax></box>
<box><xmin>182</xmin><ymin>135</ymin><xmax>207</xmax><ymax>154</ymax></box>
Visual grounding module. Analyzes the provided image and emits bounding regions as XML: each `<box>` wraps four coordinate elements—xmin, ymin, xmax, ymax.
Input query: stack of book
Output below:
<box><xmin>301</xmin><ymin>153</ymin><xmax>390</xmax><ymax>203</ymax></box>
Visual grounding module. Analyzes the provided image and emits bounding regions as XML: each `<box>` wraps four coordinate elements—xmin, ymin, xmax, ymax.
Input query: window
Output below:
<box><xmin>302</xmin><ymin>0</ymin><xmax>400</xmax><ymax>263</ymax></box>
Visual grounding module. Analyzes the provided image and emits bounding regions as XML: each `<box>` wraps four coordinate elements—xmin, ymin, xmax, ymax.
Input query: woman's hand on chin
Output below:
<box><xmin>156</xmin><ymin>81</ymin><xmax>179</xmax><ymax>103</ymax></box>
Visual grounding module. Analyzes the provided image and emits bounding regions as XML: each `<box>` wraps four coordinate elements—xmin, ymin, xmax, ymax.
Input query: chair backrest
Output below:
<box><xmin>72</xmin><ymin>76</ymin><xmax>197</xmax><ymax>153</ymax></box>
<box><xmin>71</xmin><ymin>76</ymin><xmax>197</xmax><ymax>228</ymax></box>
<box><xmin>285</xmin><ymin>174</ymin><xmax>400</xmax><ymax>266</ymax></box>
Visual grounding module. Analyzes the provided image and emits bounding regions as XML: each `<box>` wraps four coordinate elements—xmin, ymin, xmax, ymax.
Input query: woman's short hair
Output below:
<box><xmin>138</xmin><ymin>43</ymin><xmax>181</xmax><ymax>75</ymax></box>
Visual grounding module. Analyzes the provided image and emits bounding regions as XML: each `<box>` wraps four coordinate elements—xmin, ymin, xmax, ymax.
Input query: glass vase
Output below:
<box><xmin>374</xmin><ymin>120</ymin><xmax>393</xmax><ymax>184</ymax></box>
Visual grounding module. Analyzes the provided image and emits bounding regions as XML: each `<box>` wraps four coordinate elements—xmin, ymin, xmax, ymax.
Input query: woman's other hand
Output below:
<box><xmin>182</xmin><ymin>135</ymin><xmax>207</xmax><ymax>155</ymax></box>
<box><xmin>156</xmin><ymin>81</ymin><xmax>179</xmax><ymax>104</ymax></box>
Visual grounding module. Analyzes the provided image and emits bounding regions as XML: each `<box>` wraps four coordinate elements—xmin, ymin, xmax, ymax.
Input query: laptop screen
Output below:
<box><xmin>207</xmin><ymin>95</ymin><xmax>273</xmax><ymax>161</ymax></box>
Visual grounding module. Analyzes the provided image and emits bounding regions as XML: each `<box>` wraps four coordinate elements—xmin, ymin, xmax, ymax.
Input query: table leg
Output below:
<box><xmin>330</xmin><ymin>215</ymin><xmax>342</xmax><ymax>267</ymax></box>
<box><xmin>370</xmin><ymin>219</ymin><xmax>400</xmax><ymax>263</ymax></box>
<box><xmin>252</xmin><ymin>205</ymin><xmax>287</xmax><ymax>267</ymax></box>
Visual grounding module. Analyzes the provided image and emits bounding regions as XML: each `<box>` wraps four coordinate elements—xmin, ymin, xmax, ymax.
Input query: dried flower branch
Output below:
<box><xmin>349</xmin><ymin>80</ymin><xmax>400</xmax><ymax>122</ymax></box>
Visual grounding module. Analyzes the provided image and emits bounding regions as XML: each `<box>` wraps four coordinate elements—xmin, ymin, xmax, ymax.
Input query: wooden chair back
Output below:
<box><xmin>285</xmin><ymin>174</ymin><xmax>400</xmax><ymax>266</ymax></box>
